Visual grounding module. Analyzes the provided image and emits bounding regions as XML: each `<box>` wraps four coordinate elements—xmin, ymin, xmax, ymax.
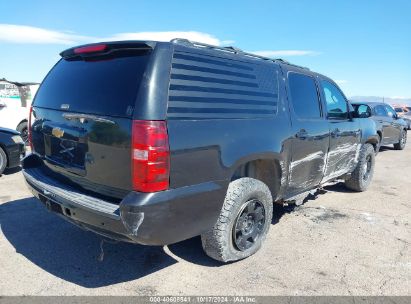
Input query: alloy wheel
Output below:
<box><xmin>233</xmin><ymin>199</ymin><xmax>266</xmax><ymax>251</ymax></box>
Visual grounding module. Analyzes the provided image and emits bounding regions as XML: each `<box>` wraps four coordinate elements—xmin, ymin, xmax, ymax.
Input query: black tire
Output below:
<box><xmin>16</xmin><ymin>121</ymin><xmax>28</xmax><ymax>143</ymax></box>
<box><xmin>393</xmin><ymin>130</ymin><xmax>407</xmax><ymax>150</ymax></box>
<box><xmin>201</xmin><ymin>177</ymin><xmax>273</xmax><ymax>262</ymax></box>
<box><xmin>344</xmin><ymin>143</ymin><xmax>375</xmax><ymax>192</ymax></box>
<box><xmin>0</xmin><ymin>148</ymin><xmax>7</xmax><ymax>175</ymax></box>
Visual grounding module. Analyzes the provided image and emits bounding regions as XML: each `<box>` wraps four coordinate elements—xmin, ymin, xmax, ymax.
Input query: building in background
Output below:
<box><xmin>0</xmin><ymin>79</ymin><xmax>39</xmax><ymax>142</ymax></box>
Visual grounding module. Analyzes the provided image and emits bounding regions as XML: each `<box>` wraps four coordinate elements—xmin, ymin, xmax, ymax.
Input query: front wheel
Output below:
<box><xmin>201</xmin><ymin>177</ymin><xmax>273</xmax><ymax>262</ymax></box>
<box><xmin>344</xmin><ymin>143</ymin><xmax>375</xmax><ymax>192</ymax></box>
<box><xmin>393</xmin><ymin>130</ymin><xmax>407</xmax><ymax>150</ymax></box>
<box><xmin>0</xmin><ymin>148</ymin><xmax>7</xmax><ymax>175</ymax></box>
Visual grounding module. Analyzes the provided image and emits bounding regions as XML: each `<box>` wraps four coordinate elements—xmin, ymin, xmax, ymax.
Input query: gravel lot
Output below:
<box><xmin>0</xmin><ymin>144</ymin><xmax>410</xmax><ymax>296</ymax></box>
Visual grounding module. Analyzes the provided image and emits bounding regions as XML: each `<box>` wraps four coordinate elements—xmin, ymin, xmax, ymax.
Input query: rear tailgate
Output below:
<box><xmin>31</xmin><ymin>43</ymin><xmax>153</xmax><ymax>200</ymax></box>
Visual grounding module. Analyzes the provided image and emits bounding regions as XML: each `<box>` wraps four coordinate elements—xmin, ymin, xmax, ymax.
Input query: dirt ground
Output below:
<box><xmin>0</xmin><ymin>144</ymin><xmax>410</xmax><ymax>296</ymax></box>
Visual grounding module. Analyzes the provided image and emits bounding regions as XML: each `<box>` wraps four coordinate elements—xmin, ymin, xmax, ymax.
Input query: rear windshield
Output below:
<box><xmin>34</xmin><ymin>52</ymin><xmax>150</xmax><ymax>117</ymax></box>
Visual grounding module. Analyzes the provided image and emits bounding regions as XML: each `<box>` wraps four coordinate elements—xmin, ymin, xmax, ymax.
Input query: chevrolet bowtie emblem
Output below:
<box><xmin>52</xmin><ymin>127</ymin><xmax>64</xmax><ymax>138</ymax></box>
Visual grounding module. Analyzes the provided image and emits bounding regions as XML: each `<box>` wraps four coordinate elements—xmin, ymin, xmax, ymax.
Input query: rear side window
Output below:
<box><xmin>167</xmin><ymin>51</ymin><xmax>279</xmax><ymax>119</ymax></box>
<box><xmin>34</xmin><ymin>53</ymin><xmax>150</xmax><ymax>117</ymax></box>
<box><xmin>288</xmin><ymin>73</ymin><xmax>321</xmax><ymax>119</ymax></box>
<box><xmin>374</xmin><ymin>105</ymin><xmax>387</xmax><ymax>116</ymax></box>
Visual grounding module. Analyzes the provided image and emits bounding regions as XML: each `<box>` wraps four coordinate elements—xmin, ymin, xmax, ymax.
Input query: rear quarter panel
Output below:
<box><xmin>165</xmin><ymin>45</ymin><xmax>293</xmax><ymax>198</ymax></box>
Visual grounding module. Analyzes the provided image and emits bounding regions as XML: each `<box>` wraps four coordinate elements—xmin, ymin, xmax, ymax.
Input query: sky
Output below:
<box><xmin>0</xmin><ymin>0</ymin><xmax>410</xmax><ymax>100</ymax></box>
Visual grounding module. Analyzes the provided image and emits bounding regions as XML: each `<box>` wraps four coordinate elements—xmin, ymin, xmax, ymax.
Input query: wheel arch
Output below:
<box><xmin>377</xmin><ymin>130</ymin><xmax>382</xmax><ymax>140</ymax></box>
<box><xmin>16</xmin><ymin>119</ymin><xmax>28</xmax><ymax>129</ymax></box>
<box><xmin>229</xmin><ymin>156</ymin><xmax>285</xmax><ymax>201</ymax></box>
<box><xmin>363</xmin><ymin>133</ymin><xmax>379</xmax><ymax>152</ymax></box>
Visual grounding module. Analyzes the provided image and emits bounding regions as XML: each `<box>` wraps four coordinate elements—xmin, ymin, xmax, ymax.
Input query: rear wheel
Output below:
<box><xmin>201</xmin><ymin>177</ymin><xmax>273</xmax><ymax>262</ymax></box>
<box><xmin>17</xmin><ymin>121</ymin><xmax>28</xmax><ymax>143</ymax></box>
<box><xmin>344</xmin><ymin>143</ymin><xmax>375</xmax><ymax>192</ymax></box>
<box><xmin>393</xmin><ymin>130</ymin><xmax>407</xmax><ymax>150</ymax></box>
<box><xmin>0</xmin><ymin>148</ymin><xmax>7</xmax><ymax>175</ymax></box>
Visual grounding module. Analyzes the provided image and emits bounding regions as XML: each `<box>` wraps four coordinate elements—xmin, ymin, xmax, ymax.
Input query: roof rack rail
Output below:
<box><xmin>274</xmin><ymin>58</ymin><xmax>310</xmax><ymax>70</ymax></box>
<box><xmin>170</xmin><ymin>38</ymin><xmax>246</xmax><ymax>55</ymax></box>
<box><xmin>170</xmin><ymin>38</ymin><xmax>273</xmax><ymax>62</ymax></box>
<box><xmin>170</xmin><ymin>38</ymin><xmax>310</xmax><ymax>70</ymax></box>
<box><xmin>223</xmin><ymin>46</ymin><xmax>242</xmax><ymax>53</ymax></box>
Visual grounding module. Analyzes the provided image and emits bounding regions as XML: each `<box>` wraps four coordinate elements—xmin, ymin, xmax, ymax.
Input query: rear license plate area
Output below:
<box><xmin>44</xmin><ymin>135</ymin><xmax>86</xmax><ymax>168</ymax></box>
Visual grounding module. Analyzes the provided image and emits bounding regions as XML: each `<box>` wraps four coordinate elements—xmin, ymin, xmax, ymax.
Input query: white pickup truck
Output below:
<box><xmin>0</xmin><ymin>79</ymin><xmax>39</xmax><ymax>142</ymax></box>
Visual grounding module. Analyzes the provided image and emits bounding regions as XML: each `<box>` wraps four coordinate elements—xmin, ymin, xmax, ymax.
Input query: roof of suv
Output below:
<box><xmin>61</xmin><ymin>38</ymin><xmax>342</xmax><ymax>89</ymax></box>
<box><xmin>58</xmin><ymin>38</ymin><xmax>347</xmax><ymax>108</ymax></box>
<box><xmin>61</xmin><ymin>38</ymin><xmax>314</xmax><ymax>72</ymax></box>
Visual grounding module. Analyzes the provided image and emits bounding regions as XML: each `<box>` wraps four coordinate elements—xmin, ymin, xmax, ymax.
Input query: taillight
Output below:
<box><xmin>74</xmin><ymin>44</ymin><xmax>107</xmax><ymax>54</ymax></box>
<box><xmin>28</xmin><ymin>105</ymin><xmax>33</xmax><ymax>150</ymax></box>
<box><xmin>131</xmin><ymin>120</ymin><xmax>170</xmax><ymax>192</ymax></box>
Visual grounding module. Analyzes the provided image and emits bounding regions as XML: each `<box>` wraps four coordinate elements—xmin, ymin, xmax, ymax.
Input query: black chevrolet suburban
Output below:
<box><xmin>23</xmin><ymin>39</ymin><xmax>379</xmax><ymax>262</ymax></box>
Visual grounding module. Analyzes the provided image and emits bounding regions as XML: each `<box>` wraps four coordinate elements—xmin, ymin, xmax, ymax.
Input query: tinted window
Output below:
<box><xmin>321</xmin><ymin>80</ymin><xmax>348</xmax><ymax>119</ymax></box>
<box><xmin>288</xmin><ymin>73</ymin><xmax>321</xmax><ymax>118</ymax></box>
<box><xmin>374</xmin><ymin>105</ymin><xmax>386</xmax><ymax>116</ymax></box>
<box><xmin>395</xmin><ymin>107</ymin><xmax>403</xmax><ymax>113</ymax></box>
<box><xmin>34</xmin><ymin>53</ymin><xmax>150</xmax><ymax>117</ymax></box>
<box><xmin>385</xmin><ymin>105</ymin><xmax>396</xmax><ymax>118</ymax></box>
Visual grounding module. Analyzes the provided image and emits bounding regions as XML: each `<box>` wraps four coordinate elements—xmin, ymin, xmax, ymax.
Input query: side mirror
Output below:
<box><xmin>354</xmin><ymin>105</ymin><xmax>371</xmax><ymax>118</ymax></box>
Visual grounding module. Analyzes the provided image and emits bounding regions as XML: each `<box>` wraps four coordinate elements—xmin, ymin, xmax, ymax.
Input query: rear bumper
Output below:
<box><xmin>22</xmin><ymin>156</ymin><xmax>228</xmax><ymax>245</ymax></box>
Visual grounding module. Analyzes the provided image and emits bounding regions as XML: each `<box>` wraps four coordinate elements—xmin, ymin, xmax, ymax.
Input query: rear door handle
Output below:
<box><xmin>296</xmin><ymin>129</ymin><xmax>308</xmax><ymax>140</ymax></box>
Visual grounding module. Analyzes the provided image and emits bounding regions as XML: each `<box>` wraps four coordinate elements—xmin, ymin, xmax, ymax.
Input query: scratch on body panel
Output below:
<box><xmin>290</xmin><ymin>151</ymin><xmax>324</xmax><ymax>170</ymax></box>
<box><xmin>322</xmin><ymin>143</ymin><xmax>361</xmax><ymax>182</ymax></box>
<box><xmin>288</xmin><ymin>151</ymin><xmax>326</xmax><ymax>188</ymax></box>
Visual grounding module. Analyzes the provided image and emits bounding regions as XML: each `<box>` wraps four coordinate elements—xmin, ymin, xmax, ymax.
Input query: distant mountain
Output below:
<box><xmin>350</xmin><ymin>96</ymin><xmax>411</xmax><ymax>106</ymax></box>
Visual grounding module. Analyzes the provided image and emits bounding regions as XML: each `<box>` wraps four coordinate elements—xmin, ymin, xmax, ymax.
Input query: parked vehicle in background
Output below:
<box><xmin>394</xmin><ymin>106</ymin><xmax>406</xmax><ymax>117</ymax></box>
<box><xmin>351</xmin><ymin>101</ymin><xmax>408</xmax><ymax>151</ymax></box>
<box><xmin>402</xmin><ymin>111</ymin><xmax>411</xmax><ymax>130</ymax></box>
<box><xmin>0</xmin><ymin>79</ymin><xmax>39</xmax><ymax>142</ymax></box>
<box><xmin>393</xmin><ymin>104</ymin><xmax>410</xmax><ymax>114</ymax></box>
<box><xmin>0</xmin><ymin>127</ymin><xmax>25</xmax><ymax>175</ymax></box>
<box><xmin>23</xmin><ymin>39</ymin><xmax>378</xmax><ymax>262</ymax></box>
